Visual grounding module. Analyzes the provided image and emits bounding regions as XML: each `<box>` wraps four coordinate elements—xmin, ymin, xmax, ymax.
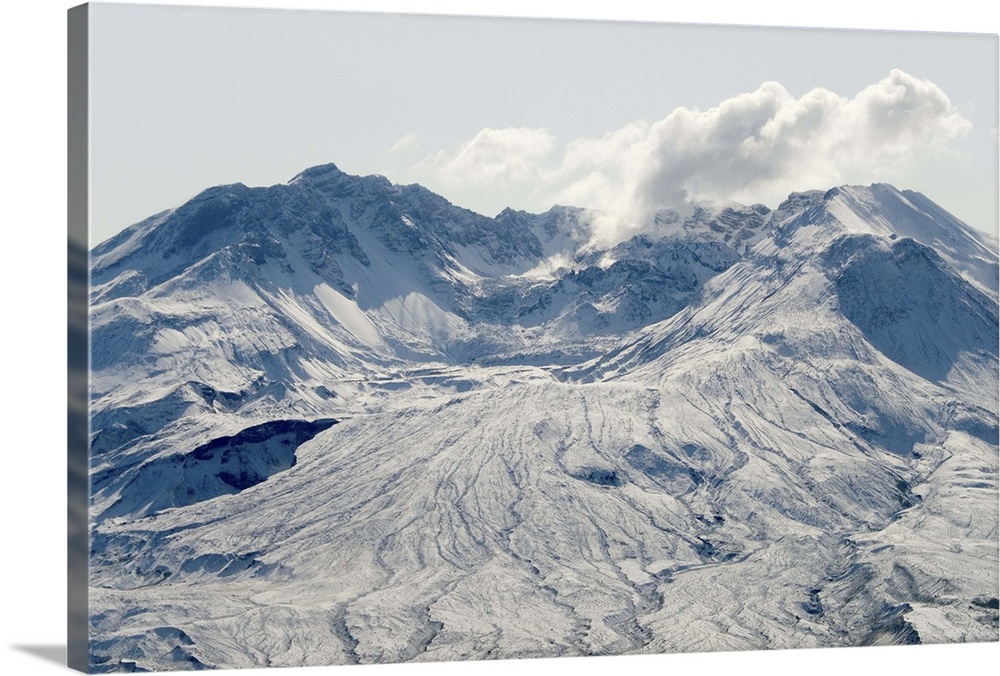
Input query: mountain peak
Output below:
<box><xmin>288</xmin><ymin>162</ymin><xmax>344</xmax><ymax>184</ymax></box>
<box><xmin>288</xmin><ymin>162</ymin><xmax>397</xmax><ymax>199</ymax></box>
<box><xmin>768</xmin><ymin>182</ymin><xmax>999</xmax><ymax>293</ymax></box>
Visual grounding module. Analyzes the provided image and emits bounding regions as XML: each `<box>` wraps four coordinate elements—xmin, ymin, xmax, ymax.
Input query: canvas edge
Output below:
<box><xmin>58</xmin><ymin>5</ymin><xmax>1000</xmax><ymax>674</ymax></box>
<box><xmin>68</xmin><ymin>3</ymin><xmax>90</xmax><ymax>673</ymax></box>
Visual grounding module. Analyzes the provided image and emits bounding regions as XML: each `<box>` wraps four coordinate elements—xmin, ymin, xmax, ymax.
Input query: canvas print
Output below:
<box><xmin>69</xmin><ymin>2</ymin><xmax>1000</xmax><ymax>672</ymax></box>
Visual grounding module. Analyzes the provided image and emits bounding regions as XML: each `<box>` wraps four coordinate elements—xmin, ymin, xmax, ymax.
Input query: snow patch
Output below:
<box><xmin>314</xmin><ymin>284</ymin><xmax>385</xmax><ymax>348</ymax></box>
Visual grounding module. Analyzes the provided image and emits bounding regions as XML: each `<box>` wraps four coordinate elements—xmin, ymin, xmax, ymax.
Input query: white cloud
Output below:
<box><xmin>388</xmin><ymin>132</ymin><xmax>420</xmax><ymax>154</ymax></box>
<box><xmin>411</xmin><ymin>70</ymin><xmax>971</xmax><ymax>246</ymax></box>
<box><xmin>420</xmin><ymin>126</ymin><xmax>557</xmax><ymax>185</ymax></box>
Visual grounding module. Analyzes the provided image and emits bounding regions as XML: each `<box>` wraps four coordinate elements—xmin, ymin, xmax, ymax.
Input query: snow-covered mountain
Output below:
<box><xmin>86</xmin><ymin>165</ymin><xmax>999</xmax><ymax>672</ymax></box>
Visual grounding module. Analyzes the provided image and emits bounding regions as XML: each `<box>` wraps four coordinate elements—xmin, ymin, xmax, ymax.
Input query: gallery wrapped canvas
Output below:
<box><xmin>68</xmin><ymin>2</ymin><xmax>999</xmax><ymax>673</ymax></box>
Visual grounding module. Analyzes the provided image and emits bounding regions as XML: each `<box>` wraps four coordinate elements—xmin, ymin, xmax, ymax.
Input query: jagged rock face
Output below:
<box><xmin>86</xmin><ymin>164</ymin><xmax>777</xmax><ymax>465</ymax></box>
<box><xmin>87</xmin><ymin>166</ymin><xmax>999</xmax><ymax>672</ymax></box>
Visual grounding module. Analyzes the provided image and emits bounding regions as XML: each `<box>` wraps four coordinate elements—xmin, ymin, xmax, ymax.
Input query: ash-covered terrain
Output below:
<box><xmin>86</xmin><ymin>164</ymin><xmax>999</xmax><ymax>671</ymax></box>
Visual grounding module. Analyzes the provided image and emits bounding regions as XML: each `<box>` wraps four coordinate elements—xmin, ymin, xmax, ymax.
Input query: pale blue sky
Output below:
<box><xmin>88</xmin><ymin>2</ymin><xmax>998</xmax><ymax>244</ymax></box>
